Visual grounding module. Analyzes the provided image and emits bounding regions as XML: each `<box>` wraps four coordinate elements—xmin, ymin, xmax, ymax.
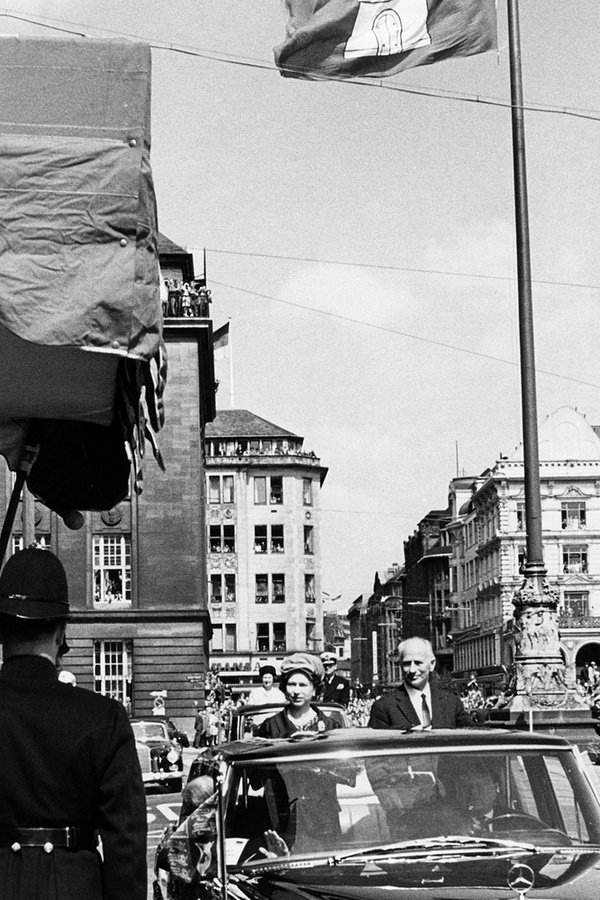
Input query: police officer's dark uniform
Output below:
<box><xmin>0</xmin><ymin>548</ymin><xmax>147</xmax><ymax>900</ymax></box>
<box><xmin>319</xmin><ymin>651</ymin><xmax>350</xmax><ymax>706</ymax></box>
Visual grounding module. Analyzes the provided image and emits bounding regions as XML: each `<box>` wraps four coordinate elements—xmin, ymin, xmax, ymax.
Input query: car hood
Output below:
<box><xmin>231</xmin><ymin>850</ymin><xmax>600</xmax><ymax>900</ymax></box>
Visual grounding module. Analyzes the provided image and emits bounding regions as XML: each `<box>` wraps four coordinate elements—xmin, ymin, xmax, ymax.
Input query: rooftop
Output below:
<box><xmin>205</xmin><ymin>409</ymin><xmax>301</xmax><ymax>441</ymax></box>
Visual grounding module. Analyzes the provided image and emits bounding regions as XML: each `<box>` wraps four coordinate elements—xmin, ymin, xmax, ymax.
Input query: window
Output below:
<box><xmin>562</xmin><ymin>502</ymin><xmax>586</xmax><ymax>530</ymax></box>
<box><xmin>516</xmin><ymin>502</ymin><xmax>525</xmax><ymax>530</ymax></box>
<box><xmin>255</xmin><ymin>622</ymin><xmax>287</xmax><ymax>653</ymax></box>
<box><xmin>256</xmin><ymin>623</ymin><xmax>270</xmax><ymax>653</ymax></box>
<box><xmin>271</xmin><ymin>524</ymin><xmax>284</xmax><ymax>553</ymax></box>
<box><xmin>254</xmin><ymin>525</ymin><xmax>268</xmax><ymax>554</ymax></box>
<box><xmin>303</xmin><ymin>477</ymin><xmax>313</xmax><ymax>506</ymax></box>
<box><xmin>255</xmin><ymin>575</ymin><xmax>269</xmax><ymax>604</ymax></box>
<box><xmin>209</xmin><ymin>524</ymin><xmax>235</xmax><ymax>553</ymax></box>
<box><xmin>563</xmin><ymin>592</ymin><xmax>589</xmax><ymax>617</ymax></box>
<box><xmin>12</xmin><ymin>533</ymin><xmax>50</xmax><ymax>553</ymax></box>
<box><xmin>211</xmin><ymin>624</ymin><xmax>237</xmax><ymax>653</ymax></box>
<box><xmin>222</xmin><ymin>475</ymin><xmax>234</xmax><ymax>504</ymax></box>
<box><xmin>305</xmin><ymin>574</ymin><xmax>315</xmax><ymax>603</ymax></box>
<box><xmin>94</xmin><ymin>640</ymin><xmax>132</xmax><ymax>711</ymax></box>
<box><xmin>272</xmin><ymin>574</ymin><xmax>285</xmax><ymax>604</ymax></box>
<box><xmin>254</xmin><ymin>477</ymin><xmax>267</xmax><ymax>505</ymax></box>
<box><xmin>254</xmin><ymin>475</ymin><xmax>284</xmax><ymax>505</ymax></box>
<box><xmin>224</xmin><ymin>574</ymin><xmax>236</xmax><ymax>602</ymax></box>
<box><xmin>255</xmin><ymin>574</ymin><xmax>285</xmax><ymax>603</ymax></box>
<box><xmin>306</xmin><ymin>621</ymin><xmax>317</xmax><ymax>651</ymax></box>
<box><xmin>208</xmin><ymin>475</ymin><xmax>221</xmax><ymax>504</ymax></box>
<box><xmin>563</xmin><ymin>545</ymin><xmax>588</xmax><ymax>574</ymax></box>
<box><xmin>270</xmin><ymin>476</ymin><xmax>283</xmax><ymax>504</ymax></box>
<box><xmin>210</xmin><ymin>574</ymin><xmax>222</xmax><ymax>603</ymax></box>
<box><xmin>93</xmin><ymin>535</ymin><xmax>131</xmax><ymax>605</ymax></box>
<box><xmin>225</xmin><ymin>624</ymin><xmax>237</xmax><ymax>652</ymax></box>
<box><xmin>517</xmin><ymin>546</ymin><xmax>526</xmax><ymax>573</ymax></box>
<box><xmin>304</xmin><ymin>525</ymin><xmax>314</xmax><ymax>554</ymax></box>
<box><xmin>273</xmin><ymin>622</ymin><xmax>286</xmax><ymax>652</ymax></box>
<box><xmin>255</xmin><ymin>525</ymin><xmax>284</xmax><ymax>553</ymax></box>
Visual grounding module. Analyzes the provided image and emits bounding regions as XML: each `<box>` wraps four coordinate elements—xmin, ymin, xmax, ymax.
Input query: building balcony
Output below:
<box><xmin>558</xmin><ymin>613</ymin><xmax>600</xmax><ymax>629</ymax></box>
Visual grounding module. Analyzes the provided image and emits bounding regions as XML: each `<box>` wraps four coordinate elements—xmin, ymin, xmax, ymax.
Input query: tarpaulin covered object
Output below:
<box><xmin>0</xmin><ymin>36</ymin><xmax>165</xmax><ymax>521</ymax></box>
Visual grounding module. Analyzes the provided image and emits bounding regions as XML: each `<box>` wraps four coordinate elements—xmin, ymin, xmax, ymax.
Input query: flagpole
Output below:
<box><xmin>228</xmin><ymin>317</ymin><xmax>234</xmax><ymax>409</ymax></box>
<box><xmin>505</xmin><ymin>0</ymin><xmax>565</xmax><ymax>708</ymax></box>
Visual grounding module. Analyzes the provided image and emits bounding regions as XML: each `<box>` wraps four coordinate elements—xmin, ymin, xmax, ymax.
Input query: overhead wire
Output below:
<box><xmin>199</xmin><ymin>247</ymin><xmax>600</xmax><ymax>294</ymax></box>
<box><xmin>208</xmin><ymin>278</ymin><xmax>600</xmax><ymax>391</ymax></box>
<box><xmin>1</xmin><ymin>9</ymin><xmax>600</xmax><ymax>122</ymax></box>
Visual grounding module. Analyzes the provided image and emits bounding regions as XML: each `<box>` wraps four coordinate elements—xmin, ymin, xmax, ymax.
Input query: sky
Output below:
<box><xmin>4</xmin><ymin>2</ymin><xmax>600</xmax><ymax>612</ymax></box>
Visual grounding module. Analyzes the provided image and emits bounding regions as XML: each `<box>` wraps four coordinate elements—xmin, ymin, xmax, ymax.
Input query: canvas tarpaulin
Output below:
<box><xmin>0</xmin><ymin>36</ymin><xmax>165</xmax><ymax>521</ymax></box>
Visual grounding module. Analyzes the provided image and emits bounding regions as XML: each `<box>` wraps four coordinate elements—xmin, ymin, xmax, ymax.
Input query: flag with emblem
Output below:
<box><xmin>275</xmin><ymin>0</ymin><xmax>497</xmax><ymax>80</ymax></box>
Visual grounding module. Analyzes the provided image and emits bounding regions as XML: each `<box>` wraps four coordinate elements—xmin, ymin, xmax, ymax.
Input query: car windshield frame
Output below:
<box><xmin>219</xmin><ymin>741</ymin><xmax>600</xmax><ymax>872</ymax></box>
<box><xmin>132</xmin><ymin>721</ymin><xmax>170</xmax><ymax>742</ymax></box>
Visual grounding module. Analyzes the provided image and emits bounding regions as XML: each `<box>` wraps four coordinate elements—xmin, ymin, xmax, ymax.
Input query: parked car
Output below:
<box><xmin>131</xmin><ymin>717</ymin><xmax>184</xmax><ymax>792</ymax></box>
<box><xmin>227</xmin><ymin>702</ymin><xmax>349</xmax><ymax>741</ymax></box>
<box><xmin>155</xmin><ymin>727</ymin><xmax>600</xmax><ymax>899</ymax></box>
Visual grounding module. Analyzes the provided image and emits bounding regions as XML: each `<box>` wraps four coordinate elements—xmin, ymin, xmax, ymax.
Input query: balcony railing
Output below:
<box><xmin>558</xmin><ymin>613</ymin><xmax>600</xmax><ymax>628</ymax></box>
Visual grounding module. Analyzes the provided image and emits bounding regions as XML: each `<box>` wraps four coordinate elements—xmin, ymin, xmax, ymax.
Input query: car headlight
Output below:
<box><xmin>167</xmin><ymin>748</ymin><xmax>180</xmax><ymax>764</ymax></box>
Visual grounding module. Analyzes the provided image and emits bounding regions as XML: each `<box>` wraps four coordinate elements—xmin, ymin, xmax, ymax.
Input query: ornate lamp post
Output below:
<box><xmin>506</xmin><ymin>0</ymin><xmax>583</xmax><ymax>714</ymax></box>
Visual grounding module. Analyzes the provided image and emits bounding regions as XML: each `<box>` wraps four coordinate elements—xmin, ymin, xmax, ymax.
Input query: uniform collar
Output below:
<box><xmin>0</xmin><ymin>654</ymin><xmax>58</xmax><ymax>682</ymax></box>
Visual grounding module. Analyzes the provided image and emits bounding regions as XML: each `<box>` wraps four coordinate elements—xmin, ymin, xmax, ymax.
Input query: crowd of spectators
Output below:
<box><xmin>162</xmin><ymin>278</ymin><xmax>211</xmax><ymax>318</ymax></box>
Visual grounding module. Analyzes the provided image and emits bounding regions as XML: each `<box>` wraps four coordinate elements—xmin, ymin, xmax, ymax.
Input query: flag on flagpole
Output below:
<box><xmin>275</xmin><ymin>0</ymin><xmax>497</xmax><ymax>81</ymax></box>
<box><xmin>213</xmin><ymin>322</ymin><xmax>230</xmax><ymax>360</ymax></box>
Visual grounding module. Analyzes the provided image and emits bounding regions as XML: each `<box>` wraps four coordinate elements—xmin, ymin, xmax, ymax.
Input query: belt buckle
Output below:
<box><xmin>64</xmin><ymin>827</ymin><xmax>75</xmax><ymax>849</ymax></box>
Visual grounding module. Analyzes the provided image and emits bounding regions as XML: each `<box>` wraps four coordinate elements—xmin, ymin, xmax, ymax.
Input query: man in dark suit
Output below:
<box><xmin>0</xmin><ymin>548</ymin><xmax>147</xmax><ymax>900</ymax></box>
<box><xmin>368</xmin><ymin>636</ymin><xmax>472</xmax><ymax>729</ymax></box>
<box><xmin>320</xmin><ymin>649</ymin><xmax>350</xmax><ymax>706</ymax></box>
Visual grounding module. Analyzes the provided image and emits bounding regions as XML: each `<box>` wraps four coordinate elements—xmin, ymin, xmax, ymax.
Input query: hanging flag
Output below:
<box><xmin>275</xmin><ymin>0</ymin><xmax>497</xmax><ymax>80</ymax></box>
<box><xmin>213</xmin><ymin>322</ymin><xmax>230</xmax><ymax>360</ymax></box>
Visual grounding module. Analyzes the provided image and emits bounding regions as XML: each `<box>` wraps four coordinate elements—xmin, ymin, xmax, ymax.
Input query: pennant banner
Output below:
<box><xmin>275</xmin><ymin>0</ymin><xmax>497</xmax><ymax>80</ymax></box>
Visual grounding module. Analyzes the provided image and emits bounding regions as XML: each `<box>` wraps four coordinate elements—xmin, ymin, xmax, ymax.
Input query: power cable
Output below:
<box><xmin>209</xmin><ymin>278</ymin><xmax>600</xmax><ymax>391</ymax></box>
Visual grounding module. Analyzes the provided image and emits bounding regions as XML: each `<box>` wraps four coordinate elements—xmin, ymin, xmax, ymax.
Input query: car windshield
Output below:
<box><xmin>132</xmin><ymin>722</ymin><xmax>169</xmax><ymax>741</ymax></box>
<box><xmin>224</xmin><ymin>747</ymin><xmax>600</xmax><ymax>867</ymax></box>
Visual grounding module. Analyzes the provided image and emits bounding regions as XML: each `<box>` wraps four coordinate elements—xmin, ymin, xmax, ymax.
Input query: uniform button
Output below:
<box><xmin>43</xmin><ymin>842</ymin><xmax>54</xmax><ymax>854</ymax></box>
<box><xmin>128</xmin><ymin>138</ymin><xmax>137</xmax><ymax>147</ymax></box>
<box><xmin>10</xmin><ymin>842</ymin><xmax>21</xmax><ymax>852</ymax></box>
<box><xmin>119</xmin><ymin>238</ymin><xmax>128</xmax><ymax>247</ymax></box>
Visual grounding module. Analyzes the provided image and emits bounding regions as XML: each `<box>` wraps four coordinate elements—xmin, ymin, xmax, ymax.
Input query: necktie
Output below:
<box><xmin>421</xmin><ymin>693</ymin><xmax>431</xmax><ymax>727</ymax></box>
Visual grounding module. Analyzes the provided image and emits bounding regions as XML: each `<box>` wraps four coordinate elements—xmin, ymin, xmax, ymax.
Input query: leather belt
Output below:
<box><xmin>0</xmin><ymin>827</ymin><xmax>97</xmax><ymax>851</ymax></box>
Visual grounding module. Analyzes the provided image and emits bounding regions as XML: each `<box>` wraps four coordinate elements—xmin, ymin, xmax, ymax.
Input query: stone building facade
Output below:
<box><xmin>447</xmin><ymin>407</ymin><xmax>600</xmax><ymax>691</ymax></box>
<box><xmin>204</xmin><ymin>409</ymin><xmax>328</xmax><ymax>681</ymax></box>
<box><xmin>1</xmin><ymin>234</ymin><xmax>216</xmax><ymax>728</ymax></box>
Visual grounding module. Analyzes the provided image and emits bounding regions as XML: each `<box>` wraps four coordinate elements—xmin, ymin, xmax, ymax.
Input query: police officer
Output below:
<box><xmin>0</xmin><ymin>548</ymin><xmax>147</xmax><ymax>900</ymax></box>
<box><xmin>319</xmin><ymin>649</ymin><xmax>350</xmax><ymax>706</ymax></box>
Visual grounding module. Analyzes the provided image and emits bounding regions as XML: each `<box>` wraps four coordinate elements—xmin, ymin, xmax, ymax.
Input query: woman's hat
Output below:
<box><xmin>259</xmin><ymin>664</ymin><xmax>277</xmax><ymax>678</ymax></box>
<box><xmin>279</xmin><ymin>652</ymin><xmax>324</xmax><ymax>687</ymax></box>
<box><xmin>0</xmin><ymin>548</ymin><xmax>70</xmax><ymax>620</ymax></box>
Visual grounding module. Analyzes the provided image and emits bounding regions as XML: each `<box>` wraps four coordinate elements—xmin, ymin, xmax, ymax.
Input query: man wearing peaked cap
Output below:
<box><xmin>319</xmin><ymin>649</ymin><xmax>350</xmax><ymax>707</ymax></box>
<box><xmin>0</xmin><ymin>548</ymin><xmax>147</xmax><ymax>900</ymax></box>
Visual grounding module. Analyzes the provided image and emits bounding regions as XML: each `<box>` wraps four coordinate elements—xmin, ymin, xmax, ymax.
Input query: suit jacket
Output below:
<box><xmin>0</xmin><ymin>655</ymin><xmax>147</xmax><ymax>900</ymax></box>
<box><xmin>367</xmin><ymin>682</ymin><xmax>472</xmax><ymax>730</ymax></box>
<box><xmin>320</xmin><ymin>673</ymin><xmax>350</xmax><ymax>706</ymax></box>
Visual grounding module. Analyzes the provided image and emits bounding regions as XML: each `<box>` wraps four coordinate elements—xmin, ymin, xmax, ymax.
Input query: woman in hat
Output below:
<box><xmin>247</xmin><ymin>664</ymin><xmax>286</xmax><ymax>706</ymax></box>
<box><xmin>256</xmin><ymin>653</ymin><xmax>341</xmax><ymax>738</ymax></box>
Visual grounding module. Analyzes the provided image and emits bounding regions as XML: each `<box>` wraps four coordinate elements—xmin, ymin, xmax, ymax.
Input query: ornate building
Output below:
<box><xmin>204</xmin><ymin>409</ymin><xmax>328</xmax><ymax>682</ymax></box>
<box><xmin>447</xmin><ymin>407</ymin><xmax>600</xmax><ymax>692</ymax></box>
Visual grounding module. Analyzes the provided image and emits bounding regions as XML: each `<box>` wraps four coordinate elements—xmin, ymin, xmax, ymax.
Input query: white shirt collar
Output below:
<box><xmin>405</xmin><ymin>682</ymin><xmax>432</xmax><ymax>723</ymax></box>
